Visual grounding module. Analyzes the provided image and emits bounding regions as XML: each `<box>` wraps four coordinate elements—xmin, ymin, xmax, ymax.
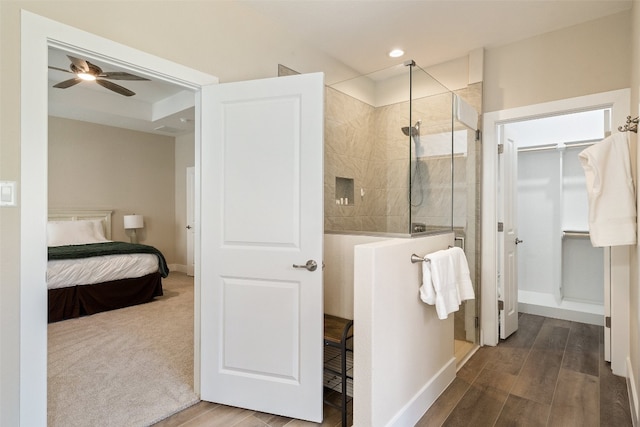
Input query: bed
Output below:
<box><xmin>47</xmin><ymin>210</ymin><xmax>169</xmax><ymax>323</ymax></box>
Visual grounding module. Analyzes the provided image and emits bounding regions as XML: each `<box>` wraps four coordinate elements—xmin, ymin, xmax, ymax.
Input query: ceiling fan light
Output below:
<box><xmin>77</xmin><ymin>72</ymin><xmax>96</xmax><ymax>81</ymax></box>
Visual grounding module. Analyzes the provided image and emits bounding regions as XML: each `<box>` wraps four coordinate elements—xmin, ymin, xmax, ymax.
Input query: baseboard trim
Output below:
<box><xmin>386</xmin><ymin>357</ymin><xmax>457</xmax><ymax>427</ymax></box>
<box><xmin>627</xmin><ymin>357</ymin><xmax>639</xmax><ymax>427</ymax></box>
<box><xmin>518</xmin><ymin>294</ymin><xmax>603</xmax><ymax>326</ymax></box>
<box><xmin>168</xmin><ymin>264</ymin><xmax>187</xmax><ymax>274</ymax></box>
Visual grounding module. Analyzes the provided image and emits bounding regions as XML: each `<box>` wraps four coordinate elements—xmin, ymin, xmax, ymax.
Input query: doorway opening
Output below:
<box><xmin>504</xmin><ymin>108</ymin><xmax>610</xmax><ymax>327</ymax></box>
<box><xmin>481</xmin><ymin>88</ymin><xmax>630</xmax><ymax>375</ymax></box>
<box><xmin>21</xmin><ymin>11</ymin><xmax>216</xmax><ymax>424</ymax></box>
<box><xmin>46</xmin><ymin>43</ymin><xmax>199</xmax><ymax>425</ymax></box>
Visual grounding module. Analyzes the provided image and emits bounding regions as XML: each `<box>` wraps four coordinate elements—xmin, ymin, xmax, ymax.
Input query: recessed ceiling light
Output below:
<box><xmin>389</xmin><ymin>49</ymin><xmax>404</xmax><ymax>58</ymax></box>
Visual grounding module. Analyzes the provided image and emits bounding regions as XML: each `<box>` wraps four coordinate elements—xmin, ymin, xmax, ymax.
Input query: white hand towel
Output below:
<box><xmin>419</xmin><ymin>247</ymin><xmax>475</xmax><ymax>320</ymax></box>
<box><xmin>579</xmin><ymin>133</ymin><xmax>637</xmax><ymax>247</ymax></box>
<box><xmin>419</xmin><ymin>253</ymin><xmax>437</xmax><ymax>305</ymax></box>
<box><xmin>450</xmin><ymin>246</ymin><xmax>475</xmax><ymax>302</ymax></box>
<box><xmin>419</xmin><ymin>249</ymin><xmax>459</xmax><ymax>320</ymax></box>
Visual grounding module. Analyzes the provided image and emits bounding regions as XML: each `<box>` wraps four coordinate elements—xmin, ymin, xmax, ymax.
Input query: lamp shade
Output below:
<box><xmin>124</xmin><ymin>214</ymin><xmax>144</xmax><ymax>230</ymax></box>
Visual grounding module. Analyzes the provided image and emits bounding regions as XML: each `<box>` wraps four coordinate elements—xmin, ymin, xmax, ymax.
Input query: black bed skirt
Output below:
<box><xmin>48</xmin><ymin>272</ymin><xmax>163</xmax><ymax>323</ymax></box>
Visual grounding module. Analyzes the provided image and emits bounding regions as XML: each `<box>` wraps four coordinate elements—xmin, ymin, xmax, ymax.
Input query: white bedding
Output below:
<box><xmin>47</xmin><ymin>253</ymin><xmax>159</xmax><ymax>290</ymax></box>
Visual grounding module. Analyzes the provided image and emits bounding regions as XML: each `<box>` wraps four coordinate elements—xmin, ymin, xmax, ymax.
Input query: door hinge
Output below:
<box><xmin>605</xmin><ymin>316</ymin><xmax>611</xmax><ymax>328</ymax></box>
<box><xmin>498</xmin><ymin>300</ymin><xmax>504</xmax><ymax>311</ymax></box>
<box><xmin>498</xmin><ymin>222</ymin><xmax>504</xmax><ymax>232</ymax></box>
<box><xmin>498</xmin><ymin>143</ymin><xmax>504</xmax><ymax>154</ymax></box>
<box><xmin>475</xmin><ymin>129</ymin><xmax>482</xmax><ymax>142</ymax></box>
<box><xmin>475</xmin><ymin>316</ymin><xmax>479</xmax><ymax>328</ymax></box>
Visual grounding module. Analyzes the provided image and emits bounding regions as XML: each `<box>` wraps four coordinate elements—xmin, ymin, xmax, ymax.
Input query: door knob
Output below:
<box><xmin>293</xmin><ymin>260</ymin><xmax>318</xmax><ymax>271</ymax></box>
<box><xmin>515</xmin><ymin>238</ymin><xmax>523</xmax><ymax>245</ymax></box>
<box><xmin>186</xmin><ymin>225</ymin><xmax>192</xmax><ymax>229</ymax></box>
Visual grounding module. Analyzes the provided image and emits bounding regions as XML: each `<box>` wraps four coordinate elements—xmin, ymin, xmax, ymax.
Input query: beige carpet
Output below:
<box><xmin>48</xmin><ymin>273</ymin><xmax>199</xmax><ymax>427</ymax></box>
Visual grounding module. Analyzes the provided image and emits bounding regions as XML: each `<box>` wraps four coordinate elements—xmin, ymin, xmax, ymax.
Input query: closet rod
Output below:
<box><xmin>562</xmin><ymin>230</ymin><xmax>590</xmax><ymax>239</ymax></box>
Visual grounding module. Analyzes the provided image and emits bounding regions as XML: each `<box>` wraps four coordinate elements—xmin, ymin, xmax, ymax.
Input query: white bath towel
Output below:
<box><xmin>419</xmin><ymin>247</ymin><xmax>475</xmax><ymax>320</ymax></box>
<box><xmin>579</xmin><ymin>133</ymin><xmax>637</xmax><ymax>247</ymax></box>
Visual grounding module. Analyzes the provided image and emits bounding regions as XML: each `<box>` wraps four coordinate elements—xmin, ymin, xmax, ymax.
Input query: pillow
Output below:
<box><xmin>88</xmin><ymin>219</ymin><xmax>109</xmax><ymax>241</ymax></box>
<box><xmin>47</xmin><ymin>220</ymin><xmax>109</xmax><ymax>246</ymax></box>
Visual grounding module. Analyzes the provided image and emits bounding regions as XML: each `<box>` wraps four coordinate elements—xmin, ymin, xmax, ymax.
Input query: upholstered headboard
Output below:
<box><xmin>48</xmin><ymin>210</ymin><xmax>113</xmax><ymax>240</ymax></box>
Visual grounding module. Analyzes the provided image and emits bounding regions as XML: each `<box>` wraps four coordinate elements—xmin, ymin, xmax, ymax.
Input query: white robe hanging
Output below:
<box><xmin>579</xmin><ymin>132</ymin><xmax>637</xmax><ymax>247</ymax></box>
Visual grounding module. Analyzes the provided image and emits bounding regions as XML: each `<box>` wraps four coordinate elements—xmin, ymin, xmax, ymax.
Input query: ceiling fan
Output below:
<box><xmin>48</xmin><ymin>55</ymin><xmax>150</xmax><ymax>97</ymax></box>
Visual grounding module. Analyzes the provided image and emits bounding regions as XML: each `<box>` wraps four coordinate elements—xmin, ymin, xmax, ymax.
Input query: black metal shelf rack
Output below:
<box><xmin>323</xmin><ymin>314</ymin><xmax>353</xmax><ymax>427</ymax></box>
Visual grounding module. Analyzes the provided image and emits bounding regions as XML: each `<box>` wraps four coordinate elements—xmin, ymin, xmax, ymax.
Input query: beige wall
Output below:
<box><xmin>484</xmin><ymin>11</ymin><xmax>631</xmax><ymax>112</ymax></box>
<box><xmin>49</xmin><ymin>117</ymin><xmax>176</xmax><ymax>261</ymax></box>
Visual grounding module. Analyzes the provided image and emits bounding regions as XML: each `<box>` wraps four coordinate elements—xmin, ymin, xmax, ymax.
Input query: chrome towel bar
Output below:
<box><xmin>411</xmin><ymin>254</ymin><xmax>430</xmax><ymax>264</ymax></box>
<box><xmin>412</xmin><ymin>240</ymin><xmax>464</xmax><ymax>264</ymax></box>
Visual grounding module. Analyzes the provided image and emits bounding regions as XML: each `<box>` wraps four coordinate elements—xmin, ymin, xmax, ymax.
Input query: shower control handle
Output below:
<box><xmin>515</xmin><ymin>238</ymin><xmax>523</xmax><ymax>245</ymax></box>
<box><xmin>293</xmin><ymin>260</ymin><xmax>318</xmax><ymax>272</ymax></box>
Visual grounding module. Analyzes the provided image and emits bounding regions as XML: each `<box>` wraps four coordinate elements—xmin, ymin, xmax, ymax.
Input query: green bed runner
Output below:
<box><xmin>48</xmin><ymin>241</ymin><xmax>170</xmax><ymax>278</ymax></box>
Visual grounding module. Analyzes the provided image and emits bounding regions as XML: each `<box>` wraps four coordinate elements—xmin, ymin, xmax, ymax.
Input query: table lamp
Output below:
<box><xmin>124</xmin><ymin>214</ymin><xmax>144</xmax><ymax>244</ymax></box>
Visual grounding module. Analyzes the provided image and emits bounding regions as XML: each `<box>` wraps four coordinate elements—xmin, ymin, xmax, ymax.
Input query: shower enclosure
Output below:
<box><xmin>324</xmin><ymin>61</ymin><xmax>483</xmax><ymax>351</ymax></box>
<box><xmin>326</xmin><ymin>62</ymin><xmax>450</xmax><ymax>234</ymax></box>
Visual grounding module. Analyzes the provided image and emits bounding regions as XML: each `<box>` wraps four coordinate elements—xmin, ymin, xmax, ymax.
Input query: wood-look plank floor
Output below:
<box><xmin>152</xmin><ymin>388</ymin><xmax>351</xmax><ymax>427</ymax></box>
<box><xmin>417</xmin><ymin>313</ymin><xmax>633</xmax><ymax>427</ymax></box>
<box><xmin>154</xmin><ymin>313</ymin><xmax>631</xmax><ymax>427</ymax></box>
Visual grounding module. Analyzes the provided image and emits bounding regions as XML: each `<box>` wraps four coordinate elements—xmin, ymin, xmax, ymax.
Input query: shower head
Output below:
<box><xmin>403</xmin><ymin>120</ymin><xmax>423</xmax><ymax>159</ymax></box>
<box><xmin>401</xmin><ymin>120</ymin><xmax>422</xmax><ymax>138</ymax></box>
<box><xmin>402</xmin><ymin>126</ymin><xmax>418</xmax><ymax>137</ymax></box>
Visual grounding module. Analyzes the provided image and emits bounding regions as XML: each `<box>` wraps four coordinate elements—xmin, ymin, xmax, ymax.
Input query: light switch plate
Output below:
<box><xmin>0</xmin><ymin>181</ymin><xmax>17</xmax><ymax>206</ymax></box>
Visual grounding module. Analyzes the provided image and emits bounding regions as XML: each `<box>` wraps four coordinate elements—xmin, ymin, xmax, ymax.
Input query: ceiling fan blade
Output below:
<box><xmin>101</xmin><ymin>71</ymin><xmax>150</xmax><ymax>81</ymax></box>
<box><xmin>53</xmin><ymin>78</ymin><xmax>82</xmax><ymax>89</ymax></box>
<box><xmin>67</xmin><ymin>55</ymin><xmax>90</xmax><ymax>73</ymax></box>
<box><xmin>96</xmin><ymin>79</ymin><xmax>136</xmax><ymax>97</ymax></box>
<box><xmin>48</xmin><ymin>65</ymin><xmax>73</xmax><ymax>74</ymax></box>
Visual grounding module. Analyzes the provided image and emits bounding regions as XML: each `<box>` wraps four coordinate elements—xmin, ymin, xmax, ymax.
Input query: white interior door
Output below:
<box><xmin>187</xmin><ymin>166</ymin><xmax>195</xmax><ymax>277</ymax></box>
<box><xmin>499</xmin><ymin>131</ymin><xmax>519</xmax><ymax>339</ymax></box>
<box><xmin>199</xmin><ymin>73</ymin><xmax>324</xmax><ymax>422</ymax></box>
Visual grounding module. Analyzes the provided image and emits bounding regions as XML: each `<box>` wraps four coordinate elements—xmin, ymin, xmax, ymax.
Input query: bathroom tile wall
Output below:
<box><xmin>325</xmin><ymin>86</ymin><xmax>382</xmax><ymax>232</ymax></box>
<box><xmin>393</xmin><ymin>90</ymin><xmax>456</xmax><ymax>233</ymax></box>
<box><xmin>375</xmin><ymin>101</ymin><xmax>411</xmax><ymax>233</ymax></box>
<box><xmin>324</xmin><ymin>81</ymin><xmax>483</xmax><ymax>238</ymax></box>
